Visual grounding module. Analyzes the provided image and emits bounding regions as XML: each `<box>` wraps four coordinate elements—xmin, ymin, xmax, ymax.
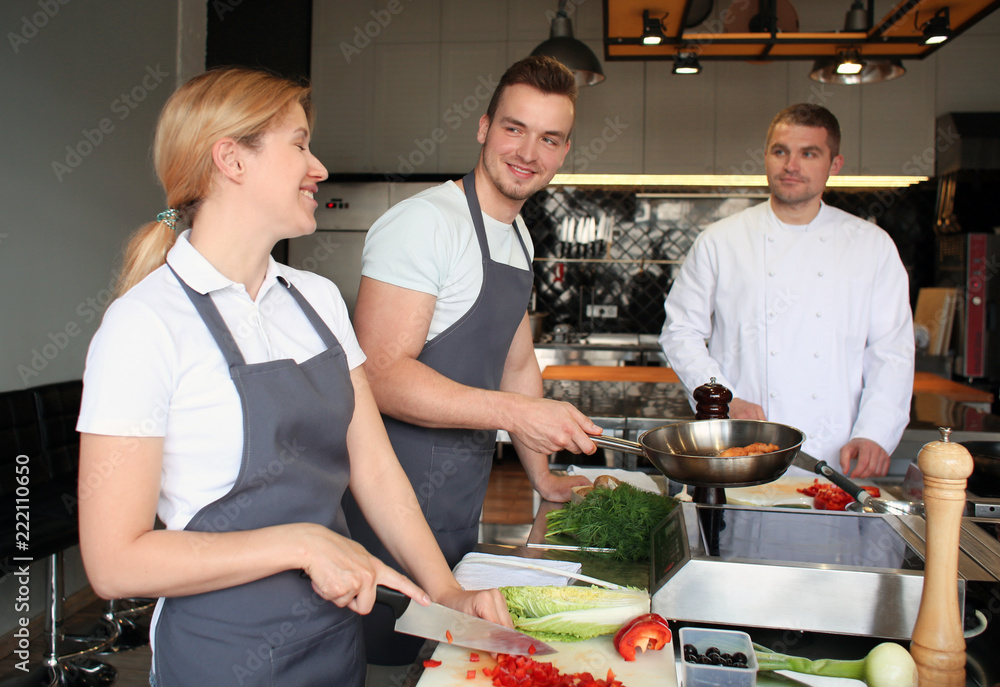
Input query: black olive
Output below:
<box><xmin>732</xmin><ymin>652</ymin><xmax>747</xmax><ymax>663</ymax></box>
<box><xmin>723</xmin><ymin>658</ymin><xmax>734</xmax><ymax>666</ymax></box>
<box><xmin>683</xmin><ymin>644</ymin><xmax>698</xmax><ymax>655</ymax></box>
<box><xmin>721</xmin><ymin>653</ymin><xmax>733</xmax><ymax>661</ymax></box>
<box><xmin>685</xmin><ymin>654</ymin><xmax>699</xmax><ymax>664</ymax></box>
<box><xmin>706</xmin><ymin>647</ymin><xmax>721</xmax><ymax>656</ymax></box>
<box><xmin>699</xmin><ymin>655</ymin><xmax>714</xmax><ymax>664</ymax></box>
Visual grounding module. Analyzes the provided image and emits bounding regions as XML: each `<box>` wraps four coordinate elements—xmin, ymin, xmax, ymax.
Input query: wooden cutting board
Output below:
<box><xmin>416</xmin><ymin>635</ymin><xmax>678</xmax><ymax>687</ymax></box>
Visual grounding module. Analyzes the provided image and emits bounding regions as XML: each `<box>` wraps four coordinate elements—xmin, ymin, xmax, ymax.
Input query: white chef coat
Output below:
<box><xmin>77</xmin><ymin>231</ymin><xmax>366</xmax><ymax>531</ymax></box>
<box><xmin>659</xmin><ymin>200</ymin><xmax>914</xmax><ymax>469</ymax></box>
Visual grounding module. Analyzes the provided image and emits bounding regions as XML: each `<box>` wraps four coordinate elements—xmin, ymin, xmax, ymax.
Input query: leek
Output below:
<box><xmin>754</xmin><ymin>641</ymin><xmax>917</xmax><ymax>687</ymax></box>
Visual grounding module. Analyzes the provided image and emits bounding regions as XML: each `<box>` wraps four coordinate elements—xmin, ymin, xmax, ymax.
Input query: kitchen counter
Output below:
<box><xmin>403</xmin><ymin>534</ymin><xmax>1000</xmax><ymax>686</ymax></box>
<box><xmin>540</xmin><ymin>366</ymin><xmax>1000</xmax><ymax>475</ymax></box>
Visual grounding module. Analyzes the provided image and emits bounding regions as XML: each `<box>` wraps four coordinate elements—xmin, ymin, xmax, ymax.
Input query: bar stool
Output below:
<box><xmin>2</xmin><ymin>383</ymin><xmax>120</xmax><ymax>687</ymax></box>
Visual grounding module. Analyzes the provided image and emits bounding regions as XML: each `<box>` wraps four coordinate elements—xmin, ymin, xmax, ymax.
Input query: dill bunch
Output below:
<box><xmin>545</xmin><ymin>482</ymin><xmax>678</xmax><ymax>562</ymax></box>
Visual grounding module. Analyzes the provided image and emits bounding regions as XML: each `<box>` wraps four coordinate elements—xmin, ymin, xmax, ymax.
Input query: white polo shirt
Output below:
<box><xmin>77</xmin><ymin>231</ymin><xmax>366</xmax><ymax>531</ymax></box>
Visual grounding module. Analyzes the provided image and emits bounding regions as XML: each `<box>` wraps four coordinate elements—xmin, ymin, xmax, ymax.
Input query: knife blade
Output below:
<box><xmin>375</xmin><ymin>586</ymin><xmax>555</xmax><ymax>656</ymax></box>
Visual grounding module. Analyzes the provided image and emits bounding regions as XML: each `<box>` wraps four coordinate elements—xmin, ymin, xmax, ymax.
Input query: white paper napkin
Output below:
<box><xmin>453</xmin><ymin>552</ymin><xmax>582</xmax><ymax>590</ymax></box>
<box><xmin>566</xmin><ymin>465</ymin><xmax>661</xmax><ymax>494</ymax></box>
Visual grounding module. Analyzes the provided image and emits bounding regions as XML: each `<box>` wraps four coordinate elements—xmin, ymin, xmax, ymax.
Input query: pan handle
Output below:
<box><xmin>591</xmin><ymin>435</ymin><xmax>646</xmax><ymax>457</ymax></box>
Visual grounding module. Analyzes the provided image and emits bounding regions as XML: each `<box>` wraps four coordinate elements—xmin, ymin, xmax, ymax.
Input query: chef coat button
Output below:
<box><xmin>770</xmin><ymin>350</ymin><xmax>777</xmax><ymax>356</ymax></box>
<box><xmin>814</xmin><ymin>351</ymin><xmax>820</xmax><ymax>358</ymax></box>
<box><xmin>768</xmin><ymin>310</ymin><xmax>775</xmax><ymax>318</ymax></box>
<box><xmin>815</xmin><ymin>311</ymin><xmax>822</xmax><ymax>318</ymax></box>
<box><xmin>769</xmin><ymin>391</ymin><xmax>777</xmax><ymax>398</ymax></box>
<box><xmin>818</xmin><ymin>271</ymin><xmax>824</xmax><ymax>277</ymax></box>
<box><xmin>819</xmin><ymin>236</ymin><xmax>827</xmax><ymax>242</ymax></box>
<box><xmin>769</xmin><ymin>270</ymin><xmax>775</xmax><ymax>277</ymax></box>
<box><xmin>812</xmin><ymin>393</ymin><xmax>819</xmax><ymax>399</ymax></box>
<box><xmin>768</xmin><ymin>236</ymin><xmax>775</xmax><ymax>243</ymax></box>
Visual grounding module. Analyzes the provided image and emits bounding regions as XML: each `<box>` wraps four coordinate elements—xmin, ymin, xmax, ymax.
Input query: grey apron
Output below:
<box><xmin>154</xmin><ymin>268</ymin><xmax>365</xmax><ymax>687</ymax></box>
<box><xmin>344</xmin><ymin>170</ymin><xmax>534</xmax><ymax>665</ymax></box>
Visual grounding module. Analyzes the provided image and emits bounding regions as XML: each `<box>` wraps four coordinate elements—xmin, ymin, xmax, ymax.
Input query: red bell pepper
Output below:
<box><xmin>612</xmin><ymin>613</ymin><xmax>672</xmax><ymax>661</ymax></box>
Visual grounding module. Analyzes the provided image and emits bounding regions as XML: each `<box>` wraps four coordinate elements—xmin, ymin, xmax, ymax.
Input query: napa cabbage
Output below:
<box><xmin>500</xmin><ymin>585</ymin><xmax>650</xmax><ymax>642</ymax></box>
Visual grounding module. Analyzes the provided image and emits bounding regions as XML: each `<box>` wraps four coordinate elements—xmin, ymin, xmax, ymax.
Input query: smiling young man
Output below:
<box><xmin>343</xmin><ymin>55</ymin><xmax>600</xmax><ymax>668</ymax></box>
<box><xmin>660</xmin><ymin>103</ymin><xmax>915</xmax><ymax>480</ymax></box>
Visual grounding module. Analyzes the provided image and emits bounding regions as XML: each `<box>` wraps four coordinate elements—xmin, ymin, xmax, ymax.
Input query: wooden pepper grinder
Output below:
<box><xmin>693</xmin><ymin>377</ymin><xmax>732</xmax><ymax>420</ymax></box>
<box><xmin>909</xmin><ymin>427</ymin><xmax>973</xmax><ymax>687</ymax></box>
<box><xmin>692</xmin><ymin>378</ymin><xmax>733</xmax><ymax>505</ymax></box>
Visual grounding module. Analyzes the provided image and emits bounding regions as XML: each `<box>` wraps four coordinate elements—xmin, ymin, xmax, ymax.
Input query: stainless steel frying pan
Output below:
<box><xmin>592</xmin><ymin>419</ymin><xmax>806</xmax><ymax>488</ymax></box>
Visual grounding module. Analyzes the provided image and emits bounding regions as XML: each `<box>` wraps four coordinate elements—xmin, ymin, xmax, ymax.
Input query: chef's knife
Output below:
<box><xmin>375</xmin><ymin>586</ymin><xmax>556</xmax><ymax>656</ymax></box>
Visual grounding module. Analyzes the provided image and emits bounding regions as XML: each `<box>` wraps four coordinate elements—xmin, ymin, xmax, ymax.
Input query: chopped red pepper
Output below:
<box><xmin>467</xmin><ymin>670</ymin><xmax>477</xmax><ymax>679</ymax></box>
<box><xmin>446</xmin><ymin>630</ymin><xmax>454</xmax><ymax>644</ymax></box>
<box><xmin>470</xmin><ymin>652</ymin><xmax>480</xmax><ymax>662</ymax></box>
<box><xmin>797</xmin><ymin>479</ymin><xmax>880</xmax><ymax>511</ymax></box>
<box><xmin>528</xmin><ymin>643</ymin><xmax>536</xmax><ymax>655</ymax></box>
<box><xmin>423</xmin><ymin>659</ymin><xmax>442</xmax><ymax>668</ymax></box>
<box><xmin>612</xmin><ymin>613</ymin><xmax>672</xmax><ymax>662</ymax></box>
<box><xmin>490</xmin><ymin>653</ymin><xmax>625</xmax><ymax>687</ymax></box>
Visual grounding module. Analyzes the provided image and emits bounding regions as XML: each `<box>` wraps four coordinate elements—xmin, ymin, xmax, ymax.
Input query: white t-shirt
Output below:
<box><xmin>77</xmin><ymin>231</ymin><xmax>366</xmax><ymax>531</ymax></box>
<box><xmin>660</xmin><ymin>200</ymin><xmax>914</xmax><ymax>469</ymax></box>
<box><xmin>361</xmin><ymin>181</ymin><xmax>534</xmax><ymax>341</ymax></box>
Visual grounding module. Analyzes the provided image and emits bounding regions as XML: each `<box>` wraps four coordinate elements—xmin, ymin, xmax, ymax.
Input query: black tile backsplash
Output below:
<box><xmin>524</xmin><ymin>184</ymin><xmax>937</xmax><ymax>337</ymax></box>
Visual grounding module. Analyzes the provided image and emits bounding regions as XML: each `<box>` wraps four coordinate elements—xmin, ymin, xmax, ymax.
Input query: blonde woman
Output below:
<box><xmin>76</xmin><ymin>68</ymin><xmax>509</xmax><ymax>687</ymax></box>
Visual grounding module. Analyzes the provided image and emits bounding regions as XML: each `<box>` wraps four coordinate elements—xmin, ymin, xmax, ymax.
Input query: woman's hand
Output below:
<box><xmin>433</xmin><ymin>586</ymin><xmax>513</xmax><ymax>628</ymax></box>
<box><xmin>297</xmin><ymin>523</ymin><xmax>429</xmax><ymax>615</ymax></box>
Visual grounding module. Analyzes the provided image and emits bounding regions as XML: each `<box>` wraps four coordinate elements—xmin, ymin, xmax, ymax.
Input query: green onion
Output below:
<box><xmin>754</xmin><ymin>642</ymin><xmax>917</xmax><ymax>687</ymax></box>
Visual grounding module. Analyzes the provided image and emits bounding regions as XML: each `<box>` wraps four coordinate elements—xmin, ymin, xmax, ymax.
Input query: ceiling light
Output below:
<box><xmin>673</xmin><ymin>52</ymin><xmax>702</xmax><ymax>75</ymax></box>
<box><xmin>835</xmin><ymin>50</ymin><xmax>864</xmax><ymax>75</ymax></box>
<box><xmin>922</xmin><ymin>7</ymin><xmax>951</xmax><ymax>45</ymax></box>
<box><xmin>842</xmin><ymin>0</ymin><xmax>869</xmax><ymax>32</ymax></box>
<box><xmin>531</xmin><ymin>1</ymin><xmax>605</xmax><ymax>86</ymax></box>
<box><xmin>810</xmin><ymin>58</ymin><xmax>906</xmax><ymax>85</ymax></box>
<box><xmin>642</xmin><ymin>10</ymin><xmax>666</xmax><ymax>45</ymax></box>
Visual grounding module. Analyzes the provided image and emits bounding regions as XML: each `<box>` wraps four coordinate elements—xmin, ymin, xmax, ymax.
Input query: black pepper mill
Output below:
<box><xmin>691</xmin><ymin>377</ymin><xmax>732</xmax><ymax>506</ymax></box>
<box><xmin>693</xmin><ymin>377</ymin><xmax>732</xmax><ymax>420</ymax></box>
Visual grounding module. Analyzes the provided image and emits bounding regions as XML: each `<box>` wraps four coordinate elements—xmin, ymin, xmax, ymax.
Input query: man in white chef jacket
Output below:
<box><xmin>660</xmin><ymin>103</ymin><xmax>915</xmax><ymax>478</ymax></box>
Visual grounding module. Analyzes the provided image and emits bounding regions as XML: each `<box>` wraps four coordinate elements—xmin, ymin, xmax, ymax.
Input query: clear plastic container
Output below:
<box><xmin>680</xmin><ymin>627</ymin><xmax>758</xmax><ymax>687</ymax></box>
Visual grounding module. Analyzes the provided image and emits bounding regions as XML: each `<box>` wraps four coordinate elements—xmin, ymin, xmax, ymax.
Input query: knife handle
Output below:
<box><xmin>815</xmin><ymin>460</ymin><xmax>872</xmax><ymax>505</ymax></box>
<box><xmin>375</xmin><ymin>586</ymin><xmax>411</xmax><ymax>619</ymax></box>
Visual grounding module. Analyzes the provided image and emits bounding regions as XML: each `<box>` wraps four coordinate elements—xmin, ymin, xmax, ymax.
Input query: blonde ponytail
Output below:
<box><xmin>111</xmin><ymin>67</ymin><xmax>313</xmax><ymax>298</ymax></box>
<box><xmin>114</xmin><ymin>219</ymin><xmax>178</xmax><ymax>297</ymax></box>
